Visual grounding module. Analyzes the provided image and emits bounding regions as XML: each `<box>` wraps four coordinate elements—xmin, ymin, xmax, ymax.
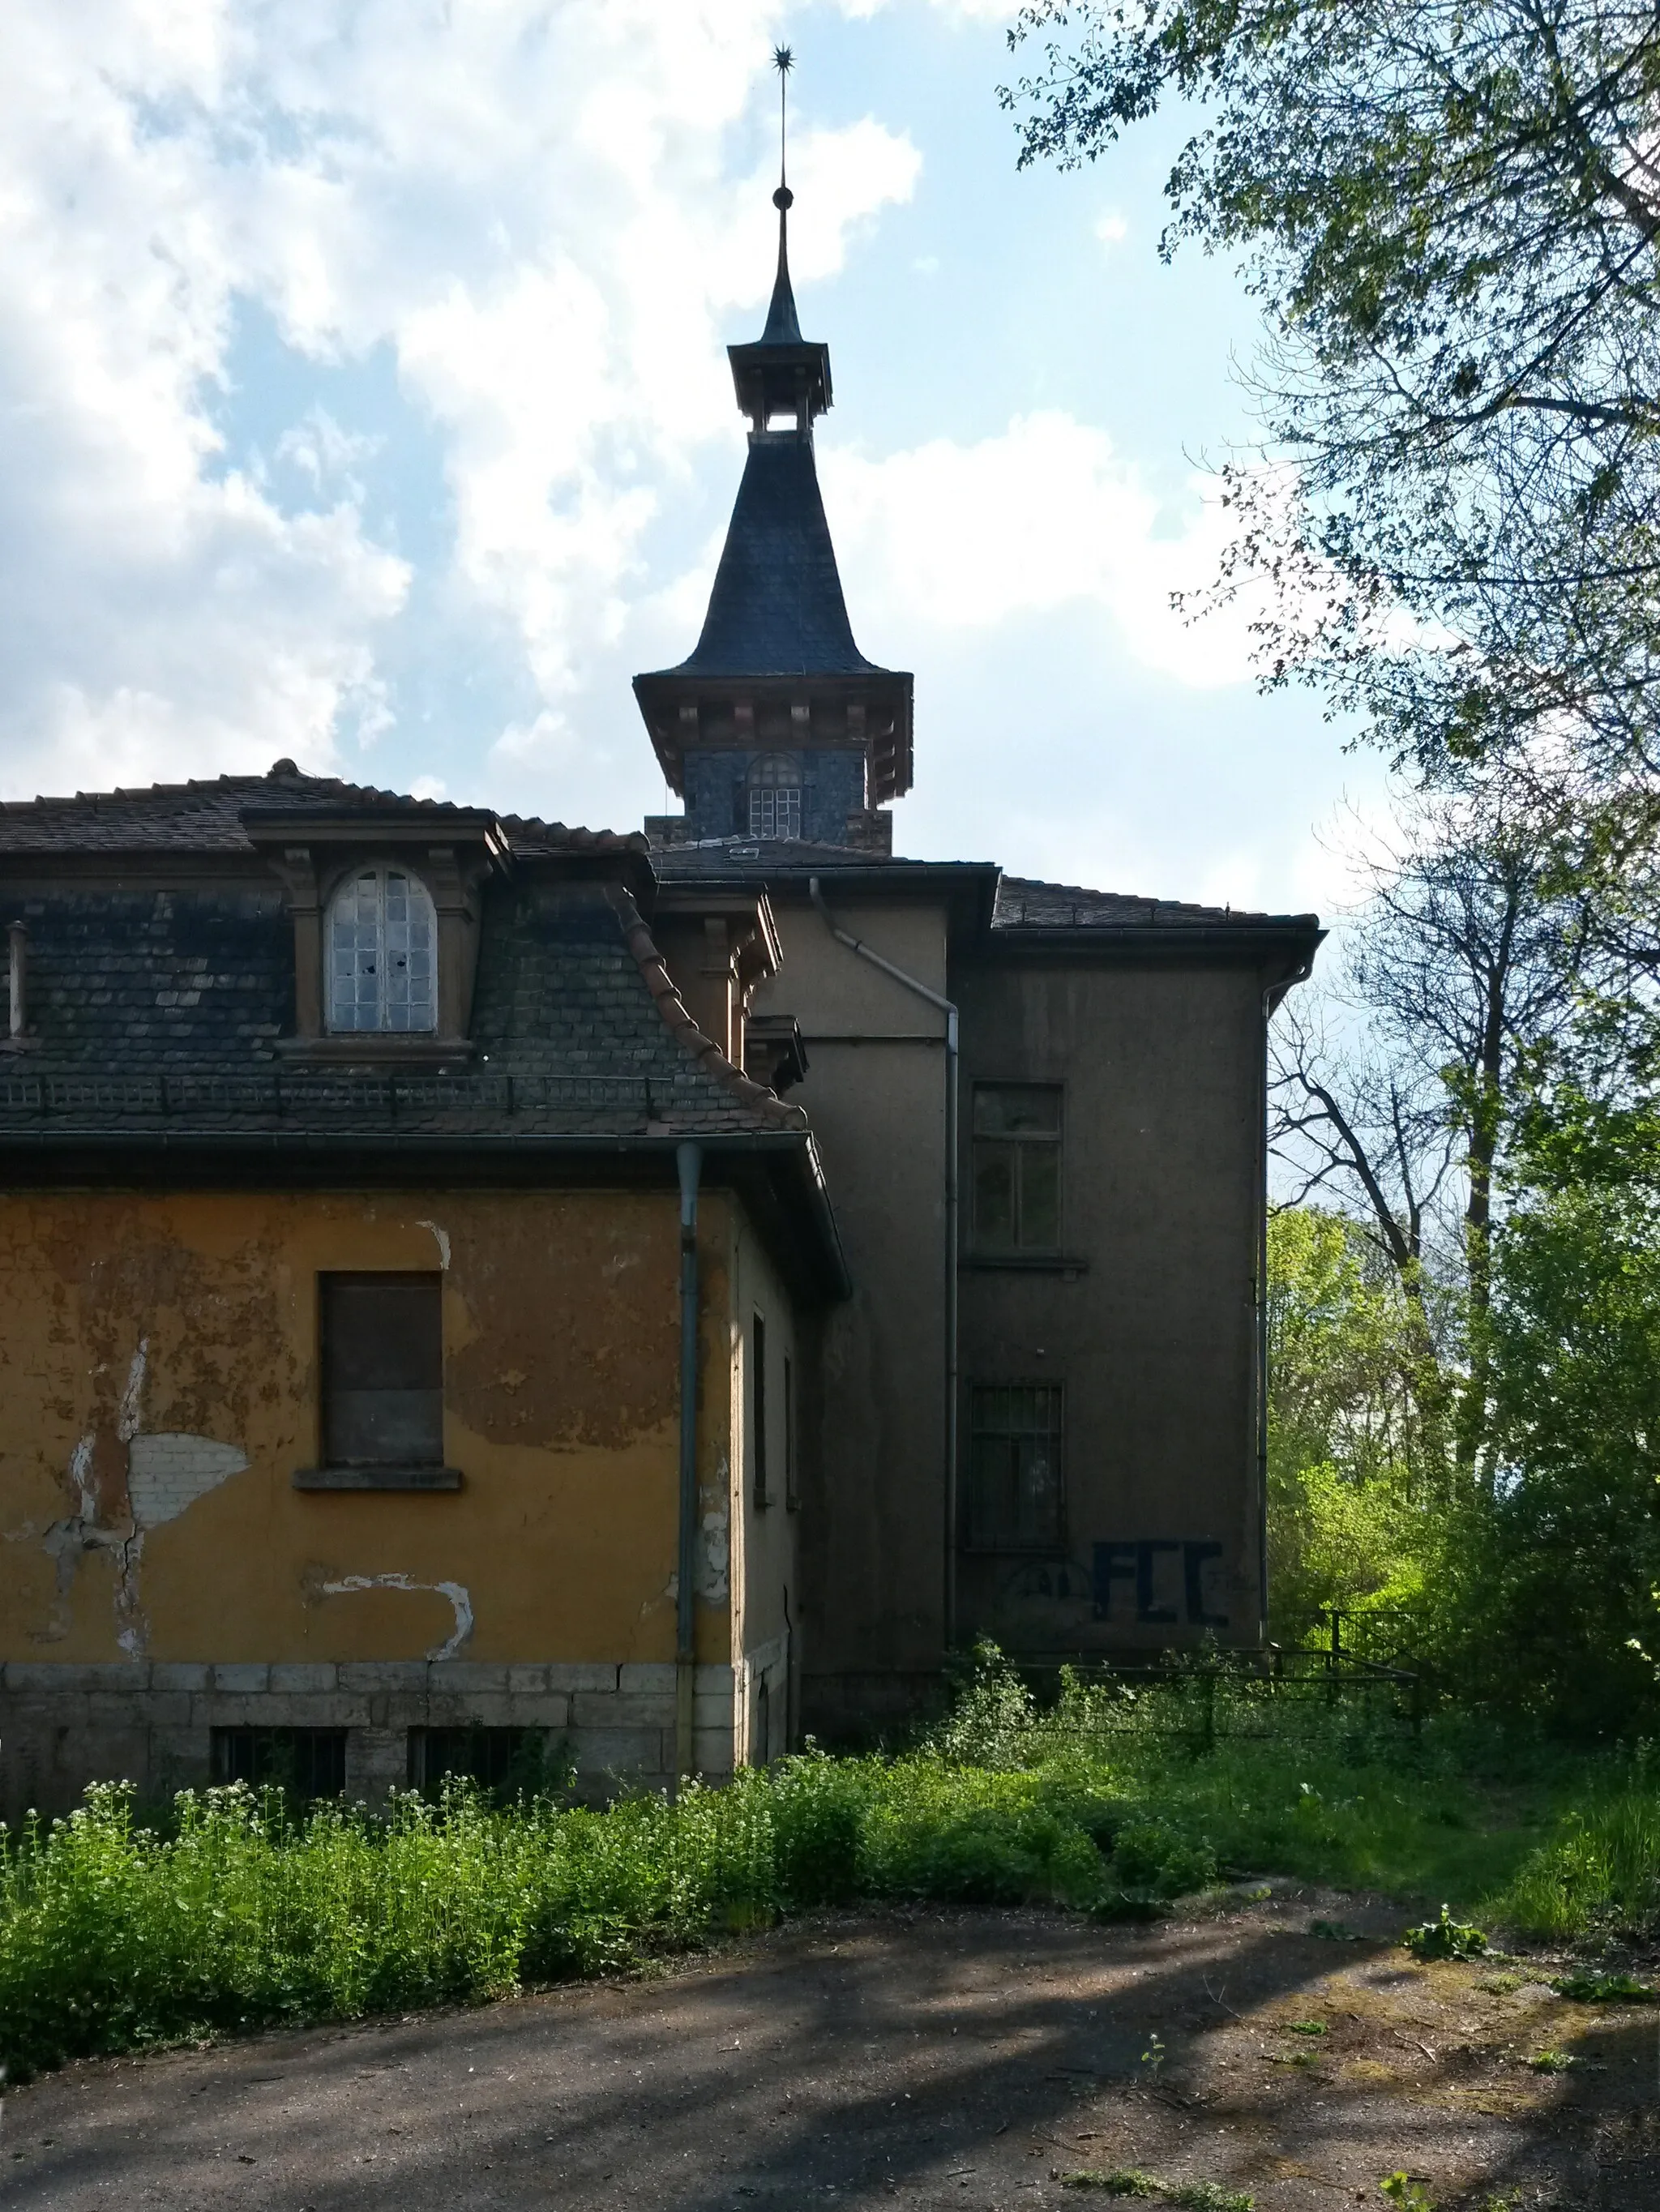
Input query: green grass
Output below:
<box><xmin>2</xmin><ymin>1648</ymin><xmax>1658</xmax><ymax>2082</ymax></box>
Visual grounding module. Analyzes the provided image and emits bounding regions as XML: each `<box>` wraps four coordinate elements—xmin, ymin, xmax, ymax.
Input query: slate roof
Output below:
<box><xmin>992</xmin><ymin>877</ymin><xmax>1320</xmax><ymax>935</ymax></box>
<box><xmin>0</xmin><ymin>765</ymin><xmax>647</xmax><ymax>858</ymax></box>
<box><xmin>653</xmin><ymin>842</ymin><xmax>1321</xmax><ymax>940</ymax></box>
<box><xmin>0</xmin><ymin>777</ymin><xmax>797</xmax><ymax>1142</ymax></box>
<box><xmin>655</xmin><ymin>438</ymin><xmax>885</xmax><ymax>682</ymax></box>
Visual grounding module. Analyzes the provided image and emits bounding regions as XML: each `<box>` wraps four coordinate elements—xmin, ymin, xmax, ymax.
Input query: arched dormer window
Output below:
<box><xmin>748</xmin><ymin>754</ymin><xmax>802</xmax><ymax>841</ymax></box>
<box><xmin>326</xmin><ymin>866</ymin><xmax>437</xmax><ymax>1033</ymax></box>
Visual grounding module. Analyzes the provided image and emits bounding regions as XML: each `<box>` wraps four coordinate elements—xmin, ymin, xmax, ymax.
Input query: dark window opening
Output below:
<box><xmin>972</xmin><ymin>1084</ymin><xmax>1062</xmax><ymax>1251</ymax></box>
<box><xmin>965</xmin><ymin>1383</ymin><xmax>1065</xmax><ymax>1551</ymax></box>
<box><xmin>211</xmin><ymin>1726</ymin><xmax>347</xmax><ymax>1799</ymax></box>
<box><xmin>783</xmin><ymin>1352</ymin><xmax>798</xmax><ymax>1512</ymax></box>
<box><xmin>407</xmin><ymin>1726</ymin><xmax>549</xmax><ymax>1801</ymax></box>
<box><xmin>320</xmin><ymin>1272</ymin><xmax>443</xmax><ymax>1469</ymax></box>
<box><xmin>752</xmin><ymin>1311</ymin><xmax>770</xmax><ymax>1508</ymax></box>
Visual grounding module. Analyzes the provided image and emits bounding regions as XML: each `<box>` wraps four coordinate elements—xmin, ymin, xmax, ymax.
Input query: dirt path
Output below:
<box><xmin>4</xmin><ymin>1887</ymin><xmax>1658</xmax><ymax>2210</ymax></box>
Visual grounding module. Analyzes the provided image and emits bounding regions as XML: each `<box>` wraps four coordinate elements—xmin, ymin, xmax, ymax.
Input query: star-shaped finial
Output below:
<box><xmin>774</xmin><ymin>45</ymin><xmax>794</xmax><ymax>75</ymax></box>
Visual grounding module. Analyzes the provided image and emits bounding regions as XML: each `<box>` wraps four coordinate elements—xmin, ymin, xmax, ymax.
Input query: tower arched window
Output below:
<box><xmin>326</xmin><ymin>866</ymin><xmax>438</xmax><ymax>1033</ymax></box>
<box><xmin>748</xmin><ymin>754</ymin><xmax>802</xmax><ymax>841</ymax></box>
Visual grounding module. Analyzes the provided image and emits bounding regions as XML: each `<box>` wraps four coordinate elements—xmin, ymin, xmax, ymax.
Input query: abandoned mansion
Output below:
<box><xmin>0</xmin><ymin>179</ymin><xmax>1320</xmax><ymax>1816</ymax></box>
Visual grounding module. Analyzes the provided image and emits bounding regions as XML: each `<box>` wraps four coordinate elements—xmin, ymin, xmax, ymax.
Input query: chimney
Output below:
<box><xmin>8</xmin><ymin>921</ymin><xmax>27</xmax><ymax>1039</ymax></box>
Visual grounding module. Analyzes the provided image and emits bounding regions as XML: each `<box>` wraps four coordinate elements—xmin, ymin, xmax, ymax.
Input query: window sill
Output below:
<box><xmin>293</xmin><ymin>1465</ymin><xmax>464</xmax><ymax>1491</ymax></box>
<box><xmin>276</xmin><ymin>1035</ymin><xmax>474</xmax><ymax>1065</ymax></box>
<box><xmin>961</xmin><ymin>1251</ymin><xmax>1090</xmax><ymax>1277</ymax></box>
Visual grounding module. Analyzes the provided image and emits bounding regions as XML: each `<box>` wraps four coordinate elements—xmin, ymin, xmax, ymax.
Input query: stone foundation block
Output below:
<box><xmin>573</xmin><ymin>1691</ymin><xmax>674</xmax><ymax>1730</ymax></box>
<box><xmin>545</xmin><ymin>1662</ymin><xmax>619</xmax><ymax>1693</ymax></box>
<box><xmin>268</xmin><ymin>1663</ymin><xmax>340</xmax><ymax>1694</ymax></box>
<box><xmin>212</xmin><ymin>1663</ymin><xmax>271</xmax><ymax>1693</ymax></box>
<box><xmin>338</xmin><ymin>1662</ymin><xmax>422</xmax><ymax>1695</ymax></box>
<box><xmin>426</xmin><ymin>1662</ymin><xmax>508</xmax><ymax>1692</ymax></box>
<box><xmin>150</xmin><ymin>1662</ymin><xmax>211</xmax><ymax>1692</ymax></box>
<box><xmin>618</xmin><ymin>1662</ymin><xmax>678</xmax><ymax>1694</ymax></box>
<box><xmin>571</xmin><ymin>1727</ymin><xmax>667</xmax><ymax>1775</ymax></box>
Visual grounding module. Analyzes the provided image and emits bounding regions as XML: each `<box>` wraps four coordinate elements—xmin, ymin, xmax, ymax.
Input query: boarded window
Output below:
<box><xmin>751</xmin><ymin>1311</ymin><xmax>770</xmax><ymax>1508</ymax></box>
<box><xmin>320</xmin><ymin>1273</ymin><xmax>443</xmax><ymax>1469</ymax></box>
<box><xmin>407</xmin><ymin>1726</ymin><xmax>542</xmax><ymax>1801</ymax></box>
<box><xmin>965</xmin><ymin>1384</ymin><xmax>1065</xmax><ymax>1551</ymax></box>
<box><xmin>326</xmin><ymin>865</ymin><xmax>438</xmax><ymax>1033</ymax></box>
<box><xmin>972</xmin><ymin>1084</ymin><xmax>1062</xmax><ymax>1251</ymax></box>
<box><xmin>211</xmin><ymin>1726</ymin><xmax>346</xmax><ymax>1799</ymax></box>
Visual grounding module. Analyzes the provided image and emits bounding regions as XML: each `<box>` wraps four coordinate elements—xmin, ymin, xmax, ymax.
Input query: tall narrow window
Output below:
<box><xmin>783</xmin><ymin>1352</ymin><xmax>798</xmax><ymax>1512</ymax></box>
<box><xmin>972</xmin><ymin>1084</ymin><xmax>1062</xmax><ymax>1251</ymax></box>
<box><xmin>747</xmin><ymin>755</ymin><xmax>802</xmax><ymax>841</ymax></box>
<box><xmin>326</xmin><ymin>866</ymin><xmax>437</xmax><ymax>1033</ymax></box>
<box><xmin>320</xmin><ymin>1273</ymin><xmax>443</xmax><ymax>1470</ymax></box>
<box><xmin>965</xmin><ymin>1384</ymin><xmax>1065</xmax><ymax>1551</ymax></box>
<box><xmin>752</xmin><ymin>1311</ymin><xmax>770</xmax><ymax>1508</ymax></box>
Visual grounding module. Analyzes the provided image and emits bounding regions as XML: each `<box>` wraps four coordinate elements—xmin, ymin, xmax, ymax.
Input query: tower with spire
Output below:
<box><xmin>636</xmin><ymin>53</ymin><xmax>912</xmax><ymax>853</ymax></box>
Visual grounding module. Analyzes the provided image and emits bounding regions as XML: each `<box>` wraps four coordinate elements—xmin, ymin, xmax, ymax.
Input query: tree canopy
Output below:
<box><xmin>1004</xmin><ymin>2</ymin><xmax>1660</xmax><ymax>785</ymax></box>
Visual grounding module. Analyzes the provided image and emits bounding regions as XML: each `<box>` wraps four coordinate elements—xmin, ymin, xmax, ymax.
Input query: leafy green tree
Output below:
<box><xmin>1266</xmin><ymin>1207</ymin><xmax>1429</xmax><ymax>1630</ymax></box>
<box><xmin>1003</xmin><ymin>2</ymin><xmax>1660</xmax><ymax>786</ymax></box>
<box><xmin>1438</xmin><ymin>1085</ymin><xmax>1660</xmax><ymax>1731</ymax></box>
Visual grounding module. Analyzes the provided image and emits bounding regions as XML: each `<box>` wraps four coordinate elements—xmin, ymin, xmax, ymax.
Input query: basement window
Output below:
<box><xmin>319</xmin><ymin>1272</ymin><xmax>444</xmax><ymax>1474</ymax></box>
<box><xmin>211</xmin><ymin>1726</ymin><xmax>347</xmax><ymax>1799</ymax></box>
<box><xmin>972</xmin><ymin>1084</ymin><xmax>1062</xmax><ymax>1251</ymax></box>
<box><xmin>408</xmin><ymin>1726</ymin><xmax>546</xmax><ymax>1802</ymax></box>
<box><xmin>964</xmin><ymin>1383</ymin><xmax>1065</xmax><ymax>1551</ymax></box>
<box><xmin>326</xmin><ymin>864</ymin><xmax>437</xmax><ymax>1033</ymax></box>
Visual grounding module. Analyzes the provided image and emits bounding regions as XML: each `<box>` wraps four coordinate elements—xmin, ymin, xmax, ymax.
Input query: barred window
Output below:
<box><xmin>212</xmin><ymin>1726</ymin><xmax>346</xmax><ymax>1799</ymax></box>
<box><xmin>972</xmin><ymin>1084</ymin><xmax>1062</xmax><ymax>1251</ymax></box>
<box><xmin>747</xmin><ymin>755</ymin><xmax>802</xmax><ymax>841</ymax></box>
<box><xmin>965</xmin><ymin>1383</ymin><xmax>1064</xmax><ymax>1551</ymax></box>
<box><xmin>326</xmin><ymin>866</ymin><xmax>437</xmax><ymax>1033</ymax></box>
<box><xmin>408</xmin><ymin>1726</ymin><xmax>541</xmax><ymax>1800</ymax></box>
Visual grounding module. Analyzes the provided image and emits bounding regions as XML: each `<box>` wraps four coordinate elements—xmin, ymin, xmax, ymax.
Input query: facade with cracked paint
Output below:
<box><xmin>0</xmin><ymin>173</ymin><xmax>1323</xmax><ymax>1816</ymax></box>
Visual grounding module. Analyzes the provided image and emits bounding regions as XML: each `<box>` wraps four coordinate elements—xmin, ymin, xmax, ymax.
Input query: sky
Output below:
<box><xmin>0</xmin><ymin>0</ymin><xmax>1393</xmax><ymax>921</ymax></box>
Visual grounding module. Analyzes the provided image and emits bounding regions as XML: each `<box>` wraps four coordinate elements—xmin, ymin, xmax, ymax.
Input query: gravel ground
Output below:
<box><xmin>4</xmin><ymin>1888</ymin><xmax>1658</xmax><ymax>2210</ymax></box>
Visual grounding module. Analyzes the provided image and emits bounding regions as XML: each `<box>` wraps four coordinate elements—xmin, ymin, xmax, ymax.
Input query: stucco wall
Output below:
<box><xmin>954</xmin><ymin>957</ymin><xmax>1269</xmax><ymax>1654</ymax></box>
<box><xmin>749</xmin><ymin>896</ymin><xmax>951</xmax><ymax>1731</ymax></box>
<box><xmin>0</xmin><ymin>1185</ymin><xmax>749</xmax><ymax>1812</ymax></box>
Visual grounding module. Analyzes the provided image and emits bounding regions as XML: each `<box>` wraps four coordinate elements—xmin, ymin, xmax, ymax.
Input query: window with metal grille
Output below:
<box><xmin>747</xmin><ymin>755</ymin><xmax>802</xmax><ymax>841</ymax></box>
<box><xmin>211</xmin><ymin>1726</ymin><xmax>347</xmax><ymax>1799</ymax></box>
<box><xmin>972</xmin><ymin>1084</ymin><xmax>1062</xmax><ymax>1251</ymax></box>
<box><xmin>326</xmin><ymin>865</ymin><xmax>437</xmax><ymax>1033</ymax></box>
<box><xmin>407</xmin><ymin>1726</ymin><xmax>540</xmax><ymax>1800</ymax></box>
<box><xmin>965</xmin><ymin>1383</ymin><xmax>1065</xmax><ymax>1551</ymax></box>
<box><xmin>751</xmin><ymin>1311</ymin><xmax>770</xmax><ymax>1508</ymax></box>
<box><xmin>320</xmin><ymin>1272</ymin><xmax>443</xmax><ymax>1470</ymax></box>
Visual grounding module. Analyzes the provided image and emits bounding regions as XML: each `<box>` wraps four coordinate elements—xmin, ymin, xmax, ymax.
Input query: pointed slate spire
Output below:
<box><xmin>633</xmin><ymin>51</ymin><xmax>913</xmax><ymax>841</ymax></box>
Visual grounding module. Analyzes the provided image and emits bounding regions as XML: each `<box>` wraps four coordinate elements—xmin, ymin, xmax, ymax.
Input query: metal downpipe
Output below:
<box><xmin>674</xmin><ymin>1140</ymin><xmax>703</xmax><ymax>1790</ymax></box>
<box><xmin>809</xmin><ymin>879</ymin><xmax>960</xmax><ymax>1656</ymax></box>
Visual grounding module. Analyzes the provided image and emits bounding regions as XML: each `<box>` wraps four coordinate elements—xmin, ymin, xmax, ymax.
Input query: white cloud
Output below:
<box><xmin>819</xmin><ymin>412</ymin><xmax>1264</xmax><ymax>688</ymax></box>
<box><xmin>0</xmin><ymin>1</ymin><xmax>919</xmax><ymax>799</ymax></box>
<box><xmin>1094</xmin><ymin>208</ymin><xmax>1129</xmax><ymax>250</ymax></box>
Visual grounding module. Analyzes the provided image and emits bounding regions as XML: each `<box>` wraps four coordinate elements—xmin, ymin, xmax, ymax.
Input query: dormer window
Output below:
<box><xmin>748</xmin><ymin>755</ymin><xmax>802</xmax><ymax>841</ymax></box>
<box><xmin>326</xmin><ymin>866</ymin><xmax>437</xmax><ymax>1033</ymax></box>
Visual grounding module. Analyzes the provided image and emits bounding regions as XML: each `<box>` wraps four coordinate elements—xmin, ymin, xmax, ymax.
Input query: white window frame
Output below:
<box><xmin>325</xmin><ymin>865</ymin><xmax>439</xmax><ymax>1034</ymax></box>
<box><xmin>747</xmin><ymin>755</ymin><xmax>802</xmax><ymax>841</ymax></box>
